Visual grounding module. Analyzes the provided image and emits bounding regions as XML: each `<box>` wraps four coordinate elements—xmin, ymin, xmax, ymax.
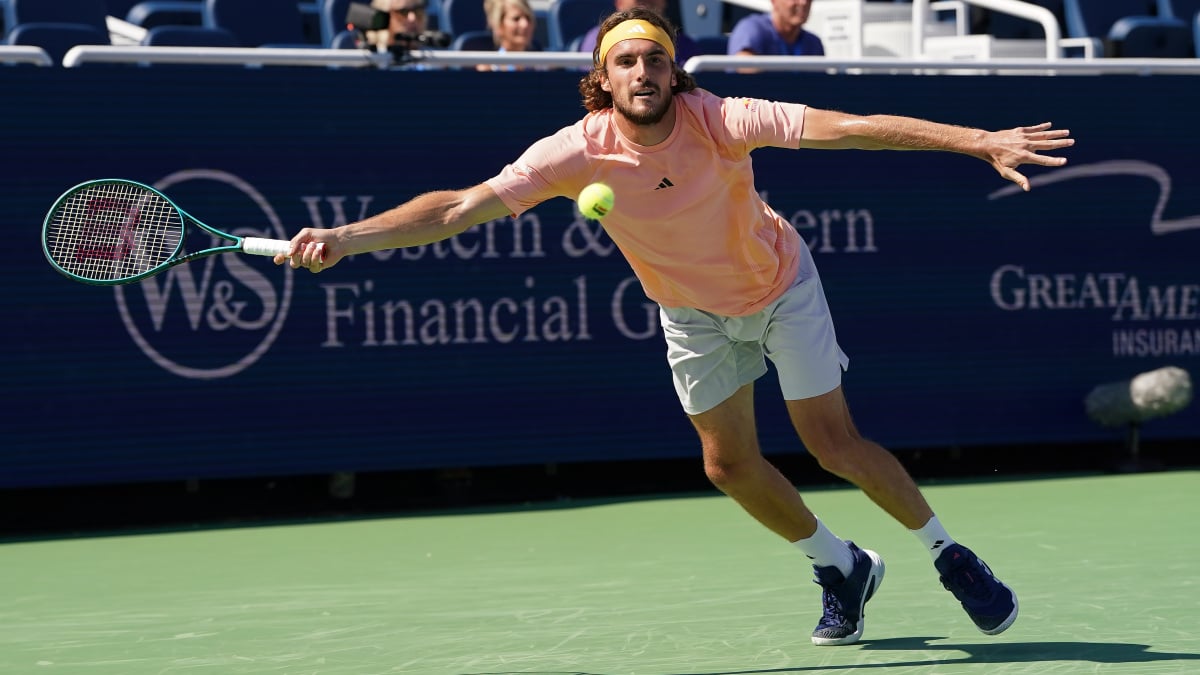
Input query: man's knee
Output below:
<box><xmin>701</xmin><ymin>441</ymin><xmax>761</xmax><ymax>490</ymax></box>
<box><xmin>805</xmin><ymin>438</ymin><xmax>858</xmax><ymax>477</ymax></box>
<box><xmin>806</xmin><ymin>437</ymin><xmax>880</xmax><ymax>482</ymax></box>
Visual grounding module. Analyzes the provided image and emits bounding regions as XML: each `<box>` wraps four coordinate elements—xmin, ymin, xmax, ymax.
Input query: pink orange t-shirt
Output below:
<box><xmin>485</xmin><ymin>88</ymin><xmax>807</xmax><ymax>317</ymax></box>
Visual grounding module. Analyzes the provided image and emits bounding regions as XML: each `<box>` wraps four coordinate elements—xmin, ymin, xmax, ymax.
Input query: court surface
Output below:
<box><xmin>2</xmin><ymin>470</ymin><xmax>1198</xmax><ymax>674</ymax></box>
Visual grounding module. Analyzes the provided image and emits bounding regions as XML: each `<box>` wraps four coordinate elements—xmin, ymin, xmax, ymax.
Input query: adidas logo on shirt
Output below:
<box><xmin>655</xmin><ymin>177</ymin><xmax>674</xmax><ymax>190</ymax></box>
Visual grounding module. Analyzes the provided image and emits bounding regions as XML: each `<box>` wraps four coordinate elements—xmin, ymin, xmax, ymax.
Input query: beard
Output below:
<box><xmin>612</xmin><ymin>87</ymin><xmax>672</xmax><ymax>126</ymax></box>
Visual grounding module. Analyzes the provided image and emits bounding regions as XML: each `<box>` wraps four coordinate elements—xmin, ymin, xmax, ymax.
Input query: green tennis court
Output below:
<box><xmin>2</xmin><ymin>470</ymin><xmax>1198</xmax><ymax>674</ymax></box>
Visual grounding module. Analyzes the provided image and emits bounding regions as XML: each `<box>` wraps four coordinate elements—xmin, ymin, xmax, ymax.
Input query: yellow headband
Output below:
<box><xmin>596</xmin><ymin>19</ymin><xmax>675</xmax><ymax>67</ymax></box>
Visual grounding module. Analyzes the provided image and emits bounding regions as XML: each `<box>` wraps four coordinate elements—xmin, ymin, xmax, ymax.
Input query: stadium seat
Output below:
<box><xmin>676</xmin><ymin>0</ymin><xmax>721</xmax><ymax>38</ymax></box>
<box><xmin>319</xmin><ymin>0</ymin><xmax>353</xmax><ymax>47</ymax></box>
<box><xmin>693</xmin><ymin>33</ymin><xmax>727</xmax><ymax>55</ymax></box>
<box><xmin>440</xmin><ymin>0</ymin><xmax>487</xmax><ymax>39</ymax></box>
<box><xmin>105</xmin><ymin>0</ymin><xmax>144</xmax><ymax>21</ymax></box>
<box><xmin>5</xmin><ymin>0</ymin><xmax>108</xmax><ymax>32</ymax></box>
<box><xmin>140</xmin><ymin>24</ymin><xmax>236</xmax><ymax>46</ymax></box>
<box><xmin>329</xmin><ymin>27</ymin><xmax>362</xmax><ymax>49</ymax></box>
<box><xmin>1063</xmin><ymin>0</ymin><xmax>1191</xmax><ymax>57</ymax></box>
<box><xmin>1111</xmin><ymin>15</ymin><xmax>1192</xmax><ymax>55</ymax></box>
<box><xmin>202</xmin><ymin>0</ymin><xmax>313</xmax><ymax>47</ymax></box>
<box><xmin>1157</xmin><ymin>0</ymin><xmax>1200</xmax><ymax>19</ymax></box>
<box><xmin>1157</xmin><ymin>0</ymin><xmax>1200</xmax><ymax>54</ymax></box>
<box><xmin>547</xmin><ymin>0</ymin><xmax>610</xmax><ymax>51</ymax></box>
<box><xmin>3</xmin><ymin>0</ymin><xmax>111</xmax><ymax>65</ymax></box>
<box><xmin>982</xmin><ymin>0</ymin><xmax>1065</xmax><ymax>40</ymax></box>
<box><xmin>3</xmin><ymin>22</ymin><xmax>109</xmax><ymax>65</ymax></box>
<box><xmin>124</xmin><ymin>1</ymin><xmax>204</xmax><ymax>29</ymax></box>
<box><xmin>450</xmin><ymin>28</ymin><xmax>492</xmax><ymax>49</ymax></box>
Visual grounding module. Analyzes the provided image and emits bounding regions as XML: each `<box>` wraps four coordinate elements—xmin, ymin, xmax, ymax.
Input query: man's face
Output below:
<box><xmin>601</xmin><ymin>39</ymin><xmax>677</xmax><ymax>126</ymax></box>
<box><xmin>389</xmin><ymin>1</ymin><xmax>428</xmax><ymax>36</ymax></box>
<box><xmin>770</xmin><ymin>0</ymin><xmax>812</xmax><ymax>31</ymax></box>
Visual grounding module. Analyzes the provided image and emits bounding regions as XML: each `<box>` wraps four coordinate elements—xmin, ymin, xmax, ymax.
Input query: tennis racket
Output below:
<box><xmin>42</xmin><ymin>178</ymin><xmax>319</xmax><ymax>286</ymax></box>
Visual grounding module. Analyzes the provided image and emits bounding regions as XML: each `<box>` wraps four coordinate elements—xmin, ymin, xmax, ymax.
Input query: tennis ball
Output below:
<box><xmin>577</xmin><ymin>183</ymin><xmax>615</xmax><ymax>220</ymax></box>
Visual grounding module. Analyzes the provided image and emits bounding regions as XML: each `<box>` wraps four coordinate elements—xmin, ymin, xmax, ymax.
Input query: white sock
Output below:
<box><xmin>911</xmin><ymin>515</ymin><xmax>955</xmax><ymax>561</ymax></box>
<box><xmin>791</xmin><ymin>519</ymin><xmax>854</xmax><ymax>578</ymax></box>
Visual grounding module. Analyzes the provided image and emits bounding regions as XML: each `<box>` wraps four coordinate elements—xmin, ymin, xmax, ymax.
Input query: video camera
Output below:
<box><xmin>345</xmin><ymin>1</ymin><xmax>452</xmax><ymax>58</ymax></box>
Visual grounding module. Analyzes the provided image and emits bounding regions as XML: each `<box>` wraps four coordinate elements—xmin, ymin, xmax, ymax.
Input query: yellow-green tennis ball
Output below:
<box><xmin>578</xmin><ymin>183</ymin><xmax>615</xmax><ymax>220</ymax></box>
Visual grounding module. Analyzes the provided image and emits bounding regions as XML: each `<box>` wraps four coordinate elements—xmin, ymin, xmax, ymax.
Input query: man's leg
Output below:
<box><xmin>784</xmin><ymin>385</ymin><xmax>932</xmax><ymax>530</ymax></box>
<box><xmin>689</xmin><ymin>382</ymin><xmax>883</xmax><ymax>646</ymax></box>
<box><xmin>688</xmin><ymin>382</ymin><xmax>818</xmax><ymax>541</ymax></box>
<box><xmin>788</xmin><ymin>385</ymin><xmax>1018</xmax><ymax>635</ymax></box>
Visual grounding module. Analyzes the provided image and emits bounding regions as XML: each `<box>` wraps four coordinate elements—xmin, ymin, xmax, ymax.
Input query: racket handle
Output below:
<box><xmin>242</xmin><ymin>238</ymin><xmax>326</xmax><ymax>261</ymax></box>
<box><xmin>242</xmin><ymin>237</ymin><xmax>292</xmax><ymax>257</ymax></box>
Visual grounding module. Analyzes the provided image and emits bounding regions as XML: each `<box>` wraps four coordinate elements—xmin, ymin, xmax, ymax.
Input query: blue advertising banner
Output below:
<box><xmin>2</xmin><ymin>67</ymin><xmax>1197</xmax><ymax>488</ymax></box>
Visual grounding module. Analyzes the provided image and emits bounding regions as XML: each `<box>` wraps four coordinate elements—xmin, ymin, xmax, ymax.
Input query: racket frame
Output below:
<box><xmin>42</xmin><ymin>178</ymin><xmax>291</xmax><ymax>286</ymax></box>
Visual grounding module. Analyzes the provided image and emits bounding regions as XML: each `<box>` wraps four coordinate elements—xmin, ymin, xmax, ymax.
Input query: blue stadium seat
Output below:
<box><xmin>983</xmin><ymin>0</ymin><xmax>1065</xmax><ymax>40</ymax></box>
<box><xmin>676</xmin><ymin>0</ymin><xmax>721</xmax><ymax>38</ymax></box>
<box><xmin>5</xmin><ymin>0</ymin><xmax>108</xmax><ymax>31</ymax></box>
<box><xmin>329</xmin><ymin>28</ymin><xmax>361</xmax><ymax>49</ymax></box>
<box><xmin>319</xmin><ymin>0</ymin><xmax>353</xmax><ymax>47</ymax></box>
<box><xmin>202</xmin><ymin>0</ymin><xmax>313</xmax><ymax>46</ymax></box>
<box><xmin>1157</xmin><ymin>0</ymin><xmax>1200</xmax><ymax>19</ymax></box>
<box><xmin>547</xmin><ymin>0</ymin><xmax>610</xmax><ymax>51</ymax></box>
<box><xmin>451</xmin><ymin>28</ymin><xmax>492</xmax><ymax>49</ymax></box>
<box><xmin>1157</xmin><ymin>0</ymin><xmax>1200</xmax><ymax>54</ymax></box>
<box><xmin>140</xmin><ymin>24</ymin><xmax>236</xmax><ymax>46</ymax></box>
<box><xmin>440</xmin><ymin>0</ymin><xmax>487</xmax><ymax>39</ymax></box>
<box><xmin>1063</xmin><ymin>0</ymin><xmax>1191</xmax><ymax>56</ymax></box>
<box><xmin>3</xmin><ymin>22</ymin><xmax>109</xmax><ymax>65</ymax></box>
<box><xmin>124</xmin><ymin>1</ymin><xmax>204</xmax><ymax>29</ymax></box>
<box><xmin>1112</xmin><ymin>15</ymin><xmax>1192</xmax><ymax>55</ymax></box>
<box><xmin>693</xmin><ymin>33</ymin><xmax>727</xmax><ymax>55</ymax></box>
<box><xmin>105</xmin><ymin>0</ymin><xmax>144</xmax><ymax>21</ymax></box>
<box><xmin>3</xmin><ymin>0</ymin><xmax>110</xmax><ymax>65</ymax></box>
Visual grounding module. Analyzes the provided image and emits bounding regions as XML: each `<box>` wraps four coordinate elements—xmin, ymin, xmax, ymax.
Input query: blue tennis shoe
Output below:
<box><xmin>811</xmin><ymin>541</ymin><xmax>885</xmax><ymax>646</ymax></box>
<box><xmin>935</xmin><ymin>543</ymin><xmax>1018</xmax><ymax>635</ymax></box>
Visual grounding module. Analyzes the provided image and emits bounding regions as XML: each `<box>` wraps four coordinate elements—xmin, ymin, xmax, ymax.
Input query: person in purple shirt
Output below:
<box><xmin>728</xmin><ymin>0</ymin><xmax>823</xmax><ymax>56</ymax></box>
<box><xmin>576</xmin><ymin>0</ymin><xmax>699</xmax><ymax>63</ymax></box>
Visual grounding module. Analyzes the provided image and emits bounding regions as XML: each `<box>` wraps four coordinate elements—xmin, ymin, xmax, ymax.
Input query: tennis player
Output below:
<box><xmin>280</xmin><ymin>7</ymin><xmax>1073</xmax><ymax>646</ymax></box>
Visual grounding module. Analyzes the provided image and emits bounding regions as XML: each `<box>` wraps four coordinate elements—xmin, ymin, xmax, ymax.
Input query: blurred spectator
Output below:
<box><xmin>728</xmin><ymin>0</ymin><xmax>823</xmax><ymax>57</ymax></box>
<box><xmin>366</xmin><ymin>0</ymin><xmax>430</xmax><ymax>49</ymax></box>
<box><xmin>479</xmin><ymin>0</ymin><xmax>540</xmax><ymax>70</ymax></box>
<box><xmin>576</xmin><ymin>0</ymin><xmax>699</xmax><ymax>63</ymax></box>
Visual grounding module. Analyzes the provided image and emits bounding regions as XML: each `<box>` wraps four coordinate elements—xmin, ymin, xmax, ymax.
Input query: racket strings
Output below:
<box><xmin>46</xmin><ymin>182</ymin><xmax>184</xmax><ymax>282</ymax></box>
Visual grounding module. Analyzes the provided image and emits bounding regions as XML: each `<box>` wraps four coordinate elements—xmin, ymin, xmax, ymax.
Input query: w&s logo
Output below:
<box><xmin>113</xmin><ymin>169</ymin><xmax>295</xmax><ymax>379</ymax></box>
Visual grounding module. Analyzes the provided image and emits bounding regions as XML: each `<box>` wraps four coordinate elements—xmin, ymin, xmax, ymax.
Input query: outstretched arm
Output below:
<box><xmin>276</xmin><ymin>183</ymin><xmax>512</xmax><ymax>273</ymax></box>
<box><xmin>798</xmin><ymin>108</ymin><xmax>1074</xmax><ymax>192</ymax></box>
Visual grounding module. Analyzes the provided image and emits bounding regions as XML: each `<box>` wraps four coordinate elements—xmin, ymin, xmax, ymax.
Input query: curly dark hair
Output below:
<box><xmin>578</xmin><ymin>7</ymin><xmax>698</xmax><ymax>113</ymax></box>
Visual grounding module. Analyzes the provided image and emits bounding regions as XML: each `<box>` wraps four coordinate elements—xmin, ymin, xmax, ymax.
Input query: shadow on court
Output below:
<box><xmin>462</xmin><ymin>637</ymin><xmax>1200</xmax><ymax>675</ymax></box>
<box><xmin>703</xmin><ymin>637</ymin><xmax>1200</xmax><ymax>674</ymax></box>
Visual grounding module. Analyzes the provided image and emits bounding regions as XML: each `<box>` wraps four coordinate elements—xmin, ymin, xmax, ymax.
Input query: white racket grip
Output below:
<box><xmin>242</xmin><ymin>237</ymin><xmax>292</xmax><ymax>257</ymax></box>
<box><xmin>242</xmin><ymin>238</ymin><xmax>326</xmax><ymax>261</ymax></box>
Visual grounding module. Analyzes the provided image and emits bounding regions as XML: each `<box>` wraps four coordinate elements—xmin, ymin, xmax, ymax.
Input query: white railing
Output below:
<box><xmin>59</xmin><ymin>45</ymin><xmax>1200</xmax><ymax>74</ymax></box>
<box><xmin>63</xmin><ymin>46</ymin><xmax>389</xmax><ymax>68</ymax></box>
<box><xmin>0</xmin><ymin>46</ymin><xmax>55</xmax><ymax>67</ymax></box>
<box><xmin>915</xmin><ymin>0</ymin><xmax>1093</xmax><ymax>59</ymax></box>
<box><xmin>62</xmin><ymin>45</ymin><xmax>593</xmax><ymax>69</ymax></box>
<box><xmin>681</xmin><ymin>54</ymin><xmax>1200</xmax><ymax>74</ymax></box>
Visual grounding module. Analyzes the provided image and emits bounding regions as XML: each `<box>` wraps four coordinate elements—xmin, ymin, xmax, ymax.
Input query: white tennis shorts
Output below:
<box><xmin>659</xmin><ymin>266</ymin><xmax>849</xmax><ymax>415</ymax></box>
